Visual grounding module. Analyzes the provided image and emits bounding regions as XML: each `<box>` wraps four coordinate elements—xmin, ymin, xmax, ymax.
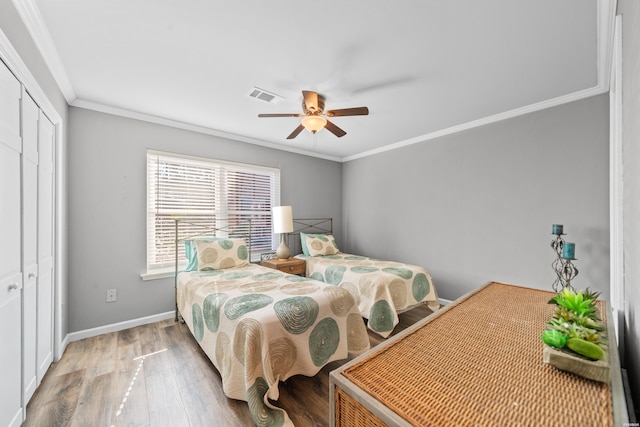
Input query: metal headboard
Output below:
<box><xmin>289</xmin><ymin>218</ymin><xmax>333</xmax><ymax>257</ymax></box>
<box><xmin>173</xmin><ymin>218</ymin><xmax>252</xmax><ymax>321</ymax></box>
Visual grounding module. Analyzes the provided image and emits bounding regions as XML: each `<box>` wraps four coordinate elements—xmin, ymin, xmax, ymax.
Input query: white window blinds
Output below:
<box><xmin>146</xmin><ymin>150</ymin><xmax>280</xmax><ymax>272</ymax></box>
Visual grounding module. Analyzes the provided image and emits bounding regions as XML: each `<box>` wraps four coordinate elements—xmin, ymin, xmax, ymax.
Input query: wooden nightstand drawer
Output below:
<box><xmin>260</xmin><ymin>258</ymin><xmax>306</xmax><ymax>276</ymax></box>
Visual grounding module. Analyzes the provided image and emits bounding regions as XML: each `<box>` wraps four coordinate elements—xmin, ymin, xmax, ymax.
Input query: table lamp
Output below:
<box><xmin>273</xmin><ymin>205</ymin><xmax>293</xmax><ymax>259</ymax></box>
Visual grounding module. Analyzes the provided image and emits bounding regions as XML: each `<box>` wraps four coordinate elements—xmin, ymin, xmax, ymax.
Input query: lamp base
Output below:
<box><xmin>276</xmin><ymin>235</ymin><xmax>290</xmax><ymax>260</ymax></box>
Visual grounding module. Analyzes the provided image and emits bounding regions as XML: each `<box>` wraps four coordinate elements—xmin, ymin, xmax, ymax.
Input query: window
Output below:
<box><xmin>146</xmin><ymin>150</ymin><xmax>279</xmax><ymax>274</ymax></box>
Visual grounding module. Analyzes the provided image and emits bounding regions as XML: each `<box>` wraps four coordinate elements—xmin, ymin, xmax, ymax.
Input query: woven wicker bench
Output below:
<box><xmin>329</xmin><ymin>281</ymin><xmax>629</xmax><ymax>426</ymax></box>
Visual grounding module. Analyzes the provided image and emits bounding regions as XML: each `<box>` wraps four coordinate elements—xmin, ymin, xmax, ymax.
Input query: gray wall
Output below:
<box><xmin>342</xmin><ymin>95</ymin><xmax>610</xmax><ymax>302</ymax></box>
<box><xmin>0</xmin><ymin>0</ymin><xmax>70</xmax><ymax>337</ymax></box>
<box><xmin>67</xmin><ymin>107</ymin><xmax>341</xmax><ymax>332</ymax></box>
<box><xmin>619</xmin><ymin>0</ymin><xmax>640</xmax><ymax>414</ymax></box>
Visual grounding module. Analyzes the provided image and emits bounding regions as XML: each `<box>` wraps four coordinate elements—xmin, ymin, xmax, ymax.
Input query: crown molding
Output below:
<box><xmin>71</xmin><ymin>98</ymin><xmax>343</xmax><ymax>162</ymax></box>
<box><xmin>11</xmin><ymin>0</ymin><xmax>76</xmax><ymax>103</ymax></box>
<box><xmin>12</xmin><ymin>0</ymin><xmax>616</xmax><ymax>164</ymax></box>
<box><xmin>341</xmin><ymin>85</ymin><xmax>608</xmax><ymax>162</ymax></box>
<box><xmin>342</xmin><ymin>0</ymin><xmax>616</xmax><ymax>162</ymax></box>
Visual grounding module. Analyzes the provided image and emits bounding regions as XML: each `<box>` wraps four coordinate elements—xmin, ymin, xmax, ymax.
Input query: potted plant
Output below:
<box><xmin>540</xmin><ymin>288</ymin><xmax>610</xmax><ymax>382</ymax></box>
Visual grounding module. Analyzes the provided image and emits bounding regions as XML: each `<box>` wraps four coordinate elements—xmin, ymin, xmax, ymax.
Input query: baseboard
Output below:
<box><xmin>439</xmin><ymin>297</ymin><xmax>452</xmax><ymax>306</ymax></box>
<box><xmin>66</xmin><ymin>311</ymin><xmax>175</xmax><ymax>343</ymax></box>
<box><xmin>58</xmin><ymin>334</ymin><xmax>70</xmax><ymax>359</ymax></box>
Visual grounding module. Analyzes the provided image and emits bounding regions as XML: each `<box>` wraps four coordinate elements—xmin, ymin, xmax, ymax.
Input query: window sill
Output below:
<box><xmin>140</xmin><ymin>267</ymin><xmax>178</xmax><ymax>281</ymax></box>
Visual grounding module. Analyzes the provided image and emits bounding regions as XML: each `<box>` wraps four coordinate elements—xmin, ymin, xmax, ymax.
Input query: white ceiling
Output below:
<box><xmin>16</xmin><ymin>0</ymin><xmax>613</xmax><ymax>161</ymax></box>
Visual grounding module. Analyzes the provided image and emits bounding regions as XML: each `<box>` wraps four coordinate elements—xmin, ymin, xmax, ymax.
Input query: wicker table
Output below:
<box><xmin>329</xmin><ymin>281</ymin><xmax>628</xmax><ymax>426</ymax></box>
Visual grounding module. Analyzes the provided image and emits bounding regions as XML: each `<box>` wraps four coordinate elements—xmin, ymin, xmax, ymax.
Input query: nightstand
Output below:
<box><xmin>260</xmin><ymin>257</ymin><xmax>306</xmax><ymax>276</ymax></box>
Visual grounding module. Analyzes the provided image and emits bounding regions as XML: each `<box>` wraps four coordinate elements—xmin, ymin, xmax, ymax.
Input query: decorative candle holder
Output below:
<box><xmin>551</xmin><ymin>234</ymin><xmax>565</xmax><ymax>292</ymax></box>
<box><xmin>558</xmin><ymin>259</ymin><xmax>579</xmax><ymax>291</ymax></box>
<box><xmin>550</xmin><ymin>228</ymin><xmax>578</xmax><ymax>291</ymax></box>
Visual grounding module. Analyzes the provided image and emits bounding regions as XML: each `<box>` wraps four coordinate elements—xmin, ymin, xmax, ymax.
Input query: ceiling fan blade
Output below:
<box><xmin>326</xmin><ymin>106</ymin><xmax>369</xmax><ymax>117</ymax></box>
<box><xmin>286</xmin><ymin>124</ymin><xmax>305</xmax><ymax>140</ymax></box>
<box><xmin>258</xmin><ymin>113</ymin><xmax>302</xmax><ymax>118</ymax></box>
<box><xmin>324</xmin><ymin>120</ymin><xmax>347</xmax><ymax>138</ymax></box>
<box><xmin>302</xmin><ymin>90</ymin><xmax>324</xmax><ymax>114</ymax></box>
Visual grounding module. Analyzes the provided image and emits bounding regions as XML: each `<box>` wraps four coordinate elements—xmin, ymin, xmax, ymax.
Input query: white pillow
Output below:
<box><xmin>303</xmin><ymin>233</ymin><xmax>339</xmax><ymax>256</ymax></box>
<box><xmin>195</xmin><ymin>238</ymin><xmax>249</xmax><ymax>270</ymax></box>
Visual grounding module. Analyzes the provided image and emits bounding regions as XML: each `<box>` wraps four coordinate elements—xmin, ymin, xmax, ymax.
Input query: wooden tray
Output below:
<box><xmin>543</xmin><ymin>344</ymin><xmax>610</xmax><ymax>383</ymax></box>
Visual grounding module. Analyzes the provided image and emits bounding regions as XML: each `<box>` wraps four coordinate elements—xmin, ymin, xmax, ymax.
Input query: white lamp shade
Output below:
<box><xmin>273</xmin><ymin>206</ymin><xmax>294</xmax><ymax>233</ymax></box>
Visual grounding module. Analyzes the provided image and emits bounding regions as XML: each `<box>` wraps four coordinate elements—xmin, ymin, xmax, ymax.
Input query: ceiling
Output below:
<box><xmin>16</xmin><ymin>0</ymin><xmax>613</xmax><ymax>161</ymax></box>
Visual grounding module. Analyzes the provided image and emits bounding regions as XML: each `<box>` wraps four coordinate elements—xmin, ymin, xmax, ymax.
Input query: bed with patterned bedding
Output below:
<box><xmin>295</xmin><ymin>232</ymin><xmax>440</xmax><ymax>338</ymax></box>
<box><xmin>176</xmin><ymin>237</ymin><xmax>370</xmax><ymax>427</ymax></box>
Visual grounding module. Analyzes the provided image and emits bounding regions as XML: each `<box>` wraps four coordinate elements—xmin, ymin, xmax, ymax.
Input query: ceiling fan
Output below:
<box><xmin>258</xmin><ymin>90</ymin><xmax>369</xmax><ymax>139</ymax></box>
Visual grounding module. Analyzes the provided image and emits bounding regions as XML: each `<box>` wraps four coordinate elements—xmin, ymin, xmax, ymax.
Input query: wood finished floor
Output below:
<box><xmin>24</xmin><ymin>305</ymin><xmax>434</xmax><ymax>427</ymax></box>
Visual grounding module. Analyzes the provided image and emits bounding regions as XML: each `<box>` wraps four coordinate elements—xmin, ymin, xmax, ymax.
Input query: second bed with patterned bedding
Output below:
<box><xmin>177</xmin><ymin>237</ymin><xmax>370</xmax><ymax>427</ymax></box>
<box><xmin>296</xmin><ymin>232</ymin><xmax>440</xmax><ymax>338</ymax></box>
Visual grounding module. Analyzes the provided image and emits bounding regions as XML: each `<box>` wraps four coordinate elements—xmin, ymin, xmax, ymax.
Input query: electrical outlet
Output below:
<box><xmin>107</xmin><ymin>289</ymin><xmax>117</xmax><ymax>302</ymax></box>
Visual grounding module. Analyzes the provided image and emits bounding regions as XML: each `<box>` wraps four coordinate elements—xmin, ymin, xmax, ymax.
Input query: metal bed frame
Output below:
<box><xmin>289</xmin><ymin>218</ymin><xmax>333</xmax><ymax>256</ymax></box>
<box><xmin>172</xmin><ymin>217</ymin><xmax>333</xmax><ymax>321</ymax></box>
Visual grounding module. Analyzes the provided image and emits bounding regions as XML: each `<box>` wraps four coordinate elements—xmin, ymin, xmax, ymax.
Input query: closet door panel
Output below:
<box><xmin>38</xmin><ymin>113</ymin><xmax>53</xmax><ymax>261</ymax></box>
<box><xmin>22</xmin><ymin>90</ymin><xmax>39</xmax><ymax>402</ymax></box>
<box><xmin>0</xmin><ymin>61</ymin><xmax>23</xmax><ymax>427</ymax></box>
<box><xmin>0</xmin><ymin>61</ymin><xmax>20</xmax><ymax>154</ymax></box>
<box><xmin>22</xmin><ymin>160</ymin><xmax>38</xmax><ymax>399</ymax></box>
<box><xmin>22</xmin><ymin>265</ymin><xmax>37</xmax><ymax>401</ymax></box>
<box><xmin>37</xmin><ymin>113</ymin><xmax>54</xmax><ymax>382</ymax></box>
<box><xmin>0</xmin><ymin>62</ymin><xmax>21</xmax><ymax>278</ymax></box>
<box><xmin>0</xmin><ymin>143</ymin><xmax>21</xmax><ymax>277</ymax></box>
<box><xmin>0</xmin><ymin>273</ymin><xmax>23</xmax><ymax>427</ymax></box>
<box><xmin>22</xmin><ymin>91</ymin><xmax>38</xmax><ymax>267</ymax></box>
<box><xmin>36</xmin><ymin>261</ymin><xmax>53</xmax><ymax>381</ymax></box>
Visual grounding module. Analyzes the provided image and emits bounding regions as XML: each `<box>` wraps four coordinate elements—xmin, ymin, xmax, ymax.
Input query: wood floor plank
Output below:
<box><xmin>145</xmin><ymin>369</ymin><xmax>190</xmax><ymax>427</ymax></box>
<box><xmin>138</xmin><ymin>322</ymin><xmax>166</xmax><ymax>355</ymax></box>
<box><xmin>170</xmin><ymin>351</ymin><xmax>210</xmax><ymax>391</ymax></box>
<box><xmin>25</xmin><ymin>305</ymin><xmax>436</xmax><ymax>426</ymax></box>
<box><xmin>117</xmin><ymin>340</ymin><xmax>142</xmax><ymax>370</ymax></box>
<box><xmin>194</xmin><ymin>345</ymin><xmax>255</xmax><ymax>426</ymax></box>
<box><xmin>24</xmin><ymin>370</ymin><xmax>85</xmax><ymax>427</ymax></box>
<box><xmin>278</xmin><ymin>376</ymin><xmax>330</xmax><ymax>427</ymax></box>
<box><xmin>117</xmin><ymin>326</ymin><xmax>139</xmax><ymax>348</ymax></box>
<box><xmin>85</xmin><ymin>332</ymin><xmax>119</xmax><ymax>378</ymax></box>
<box><xmin>69</xmin><ymin>372</ymin><xmax>117</xmax><ymax>427</ymax></box>
<box><xmin>140</xmin><ymin>348</ymin><xmax>172</xmax><ymax>379</ymax></box>
<box><xmin>50</xmin><ymin>339</ymin><xmax>92</xmax><ymax>377</ymax></box>
<box><xmin>178</xmin><ymin>378</ymin><xmax>240</xmax><ymax>427</ymax></box>
<box><xmin>111</xmin><ymin>347</ymin><xmax>150</xmax><ymax>427</ymax></box>
<box><xmin>161</xmin><ymin>322</ymin><xmax>190</xmax><ymax>349</ymax></box>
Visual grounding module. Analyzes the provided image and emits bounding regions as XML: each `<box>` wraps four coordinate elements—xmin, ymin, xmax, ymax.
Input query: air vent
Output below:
<box><xmin>248</xmin><ymin>87</ymin><xmax>284</xmax><ymax>104</ymax></box>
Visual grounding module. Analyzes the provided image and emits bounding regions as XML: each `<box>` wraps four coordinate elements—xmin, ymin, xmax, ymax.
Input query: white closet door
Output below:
<box><xmin>0</xmin><ymin>60</ymin><xmax>24</xmax><ymax>427</ymax></box>
<box><xmin>37</xmin><ymin>111</ymin><xmax>54</xmax><ymax>383</ymax></box>
<box><xmin>0</xmin><ymin>274</ymin><xmax>23</xmax><ymax>427</ymax></box>
<box><xmin>22</xmin><ymin>89</ymin><xmax>39</xmax><ymax>403</ymax></box>
<box><xmin>0</xmin><ymin>62</ymin><xmax>21</xmax><ymax>277</ymax></box>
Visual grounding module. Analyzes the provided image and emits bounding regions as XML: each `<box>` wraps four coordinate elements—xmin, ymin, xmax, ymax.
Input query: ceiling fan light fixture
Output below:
<box><xmin>258</xmin><ymin>90</ymin><xmax>366</xmax><ymax>139</ymax></box>
<box><xmin>301</xmin><ymin>115</ymin><xmax>327</xmax><ymax>133</ymax></box>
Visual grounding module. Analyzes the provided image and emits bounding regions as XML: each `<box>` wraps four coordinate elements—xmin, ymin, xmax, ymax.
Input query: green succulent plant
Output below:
<box><xmin>546</xmin><ymin>318</ymin><xmax>604</xmax><ymax>344</ymax></box>
<box><xmin>548</xmin><ymin>288</ymin><xmax>601</xmax><ymax>320</ymax></box>
<box><xmin>542</xmin><ymin>287</ymin><xmax>606</xmax><ymax>355</ymax></box>
<box><xmin>567</xmin><ymin>337</ymin><xmax>605</xmax><ymax>360</ymax></box>
<box><xmin>541</xmin><ymin>329</ymin><xmax>568</xmax><ymax>348</ymax></box>
<box><xmin>553</xmin><ymin>306</ymin><xmax>604</xmax><ymax>330</ymax></box>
